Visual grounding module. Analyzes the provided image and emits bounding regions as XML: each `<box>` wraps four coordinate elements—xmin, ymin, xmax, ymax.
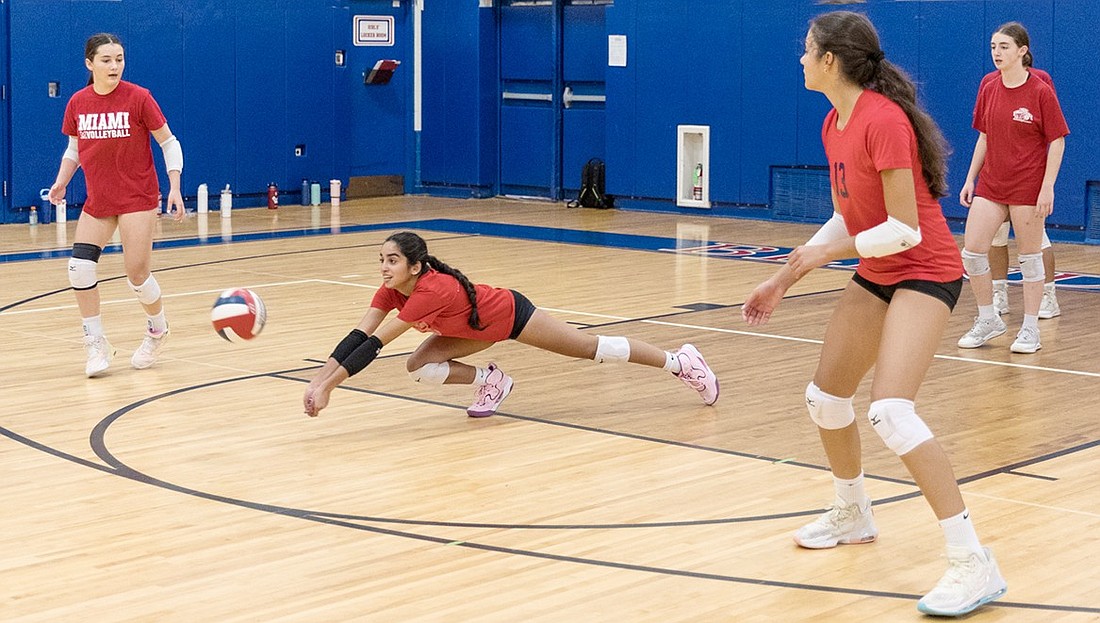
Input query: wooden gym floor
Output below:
<box><xmin>1</xmin><ymin>197</ymin><xmax>1098</xmax><ymax>621</ymax></box>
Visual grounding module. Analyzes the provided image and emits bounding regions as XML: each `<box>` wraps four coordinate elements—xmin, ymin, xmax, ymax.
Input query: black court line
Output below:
<box><xmin>4</xmin><ymin>227</ymin><xmax>1099</xmax><ymax>613</ymax></box>
<box><xmin>1004</xmin><ymin>470</ymin><xmax>1059</xmax><ymax>482</ymax></box>
<box><xmin>3</xmin><ymin>368</ymin><xmax>1095</xmax><ymax>614</ymax></box>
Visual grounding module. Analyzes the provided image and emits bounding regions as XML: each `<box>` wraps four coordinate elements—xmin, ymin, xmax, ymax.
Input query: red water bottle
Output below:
<box><xmin>267</xmin><ymin>183</ymin><xmax>279</xmax><ymax>209</ymax></box>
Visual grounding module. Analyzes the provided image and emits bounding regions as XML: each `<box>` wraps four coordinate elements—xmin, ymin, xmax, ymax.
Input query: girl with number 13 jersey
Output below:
<box><xmin>823</xmin><ymin>89</ymin><xmax>962</xmax><ymax>285</ymax></box>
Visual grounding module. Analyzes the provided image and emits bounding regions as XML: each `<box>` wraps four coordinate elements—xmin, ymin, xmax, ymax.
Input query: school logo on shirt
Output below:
<box><xmin>77</xmin><ymin>112</ymin><xmax>132</xmax><ymax>139</ymax></box>
<box><xmin>1011</xmin><ymin>107</ymin><xmax>1034</xmax><ymax>124</ymax></box>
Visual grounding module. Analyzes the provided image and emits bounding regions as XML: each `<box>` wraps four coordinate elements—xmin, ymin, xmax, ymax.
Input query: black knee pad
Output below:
<box><xmin>72</xmin><ymin>242</ymin><xmax>103</xmax><ymax>263</ymax></box>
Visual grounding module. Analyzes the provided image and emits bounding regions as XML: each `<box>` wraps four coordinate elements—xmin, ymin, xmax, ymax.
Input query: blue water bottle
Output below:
<box><xmin>301</xmin><ymin>178</ymin><xmax>310</xmax><ymax>207</ymax></box>
<box><xmin>38</xmin><ymin>188</ymin><xmax>53</xmax><ymax>224</ymax></box>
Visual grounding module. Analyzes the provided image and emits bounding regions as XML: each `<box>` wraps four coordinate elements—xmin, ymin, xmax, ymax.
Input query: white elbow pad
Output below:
<box><xmin>159</xmin><ymin>134</ymin><xmax>183</xmax><ymax>172</ymax></box>
<box><xmin>854</xmin><ymin>216</ymin><xmax>922</xmax><ymax>258</ymax></box>
<box><xmin>806</xmin><ymin>211</ymin><xmax>849</xmax><ymax>246</ymax></box>
<box><xmin>63</xmin><ymin>136</ymin><xmax>80</xmax><ymax>165</ymax></box>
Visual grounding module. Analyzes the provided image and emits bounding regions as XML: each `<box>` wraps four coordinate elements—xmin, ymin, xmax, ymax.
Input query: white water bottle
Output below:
<box><xmin>197</xmin><ymin>183</ymin><xmax>209</xmax><ymax>213</ymax></box>
<box><xmin>329</xmin><ymin>179</ymin><xmax>341</xmax><ymax>207</ymax></box>
<box><xmin>220</xmin><ymin>184</ymin><xmax>232</xmax><ymax>218</ymax></box>
<box><xmin>55</xmin><ymin>199</ymin><xmax>67</xmax><ymax>223</ymax></box>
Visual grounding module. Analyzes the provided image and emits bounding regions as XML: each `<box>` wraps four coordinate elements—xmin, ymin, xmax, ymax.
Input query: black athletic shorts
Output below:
<box><xmin>852</xmin><ymin>273</ymin><xmax>963</xmax><ymax>311</ymax></box>
<box><xmin>509</xmin><ymin>290</ymin><xmax>537</xmax><ymax>340</ymax></box>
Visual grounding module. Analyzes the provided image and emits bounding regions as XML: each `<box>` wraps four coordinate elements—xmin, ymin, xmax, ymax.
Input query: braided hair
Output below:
<box><xmin>809</xmin><ymin>11</ymin><xmax>951</xmax><ymax>198</ymax></box>
<box><xmin>385</xmin><ymin>231</ymin><xmax>484</xmax><ymax>330</ymax></box>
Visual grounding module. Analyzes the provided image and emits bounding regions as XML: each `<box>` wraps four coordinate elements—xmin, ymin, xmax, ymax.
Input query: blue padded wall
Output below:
<box><xmin>3</xmin><ymin>0</ymin><xmax>405</xmax><ymax>222</ymax></box>
<box><xmin>6</xmin><ymin>0</ymin><xmax>1097</xmax><ymax>235</ymax></box>
<box><xmin>418</xmin><ymin>0</ymin><xmax>495</xmax><ymax>194</ymax></box>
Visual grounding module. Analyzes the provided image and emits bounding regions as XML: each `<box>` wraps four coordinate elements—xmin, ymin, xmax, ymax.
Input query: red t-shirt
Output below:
<box><xmin>980</xmin><ymin>68</ymin><xmax>1054</xmax><ymax>93</ymax></box>
<box><xmin>62</xmin><ymin>81</ymin><xmax>167</xmax><ymax>217</ymax></box>
<box><xmin>823</xmin><ymin>90</ymin><xmax>963</xmax><ymax>285</ymax></box>
<box><xmin>972</xmin><ymin>71</ymin><xmax>1069</xmax><ymax>205</ymax></box>
<box><xmin>370</xmin><ymin>269</ymin><xmax>518</xmax><ymax>342</ymax></box>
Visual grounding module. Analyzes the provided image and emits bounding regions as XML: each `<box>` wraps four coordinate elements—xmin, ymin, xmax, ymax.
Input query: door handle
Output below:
<box><xmin>502</xmin><ymin>91</ymin><xmax>553</xmax><ymax>102</ymax></box>
<box><xmin>563</xmin><ymin>85</ymin><xmax>605</xmax><ymax>108</ymax></box>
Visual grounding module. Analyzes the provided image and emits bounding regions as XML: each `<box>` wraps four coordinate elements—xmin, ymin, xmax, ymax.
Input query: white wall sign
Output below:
<box><xmin>608</xmin><ymin>35</ymin><xmax>627</xmax><ymax>67</ymax></box>
<box><xmin>354</xmin><ymin>15</ymin><xmax>395</xmax><ymax>47</ymax></box>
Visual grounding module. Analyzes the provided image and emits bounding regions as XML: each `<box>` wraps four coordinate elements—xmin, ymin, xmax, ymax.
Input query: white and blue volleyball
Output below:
<box><xmin>211</xmin><ymin>288</ymin><xmax>267</xmax><ymax>342</ymax></box>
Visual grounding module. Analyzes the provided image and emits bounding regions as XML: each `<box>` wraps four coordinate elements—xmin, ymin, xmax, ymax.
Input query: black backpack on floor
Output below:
<box><xmin>568</xmin><ymin>158</ymin><xmax>614</xmax><ymax>209</ymax></box>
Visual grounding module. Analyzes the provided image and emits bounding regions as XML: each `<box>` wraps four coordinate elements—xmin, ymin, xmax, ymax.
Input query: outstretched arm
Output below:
<box><xmin>743</xmin><ymin>191</ymin><xmax>856</xmax><ymax>326</ymax></box>
<box><xmin>304</xmin><ymin>308</ymin><xmax>412</xmax><ymax>417</ymax></box>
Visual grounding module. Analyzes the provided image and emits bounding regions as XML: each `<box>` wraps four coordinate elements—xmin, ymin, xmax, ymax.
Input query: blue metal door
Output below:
<box><xmin>498</xmin><ymin>0</ymin><xmax>608</xmax><ymax>200</ymax></box>
<box><xmin>0</xmin><ymin>0</ymin><xmax>10</xmax><ymax>220</ymax></box>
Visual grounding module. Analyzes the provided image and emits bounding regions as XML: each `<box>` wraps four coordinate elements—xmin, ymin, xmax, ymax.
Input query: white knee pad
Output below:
<box><xmin>68</xmin><ymin>258</ymin><xmax>98</xmax><ymax>290</ymax></box>
<box><xmin>805</xmin><ymin>382</ymin><xmax>855</xmax><ymax>430</ymax></box>
<box><xmin>408</xmin><ymin>362</ymin><xmax>449</xmax><ymax>384</ymax></box>
<box><xmin>1041</xmin><ymin>229</ymin><xmax>1051</xmax><ymax>250</ymax></box>
<box><xmin>595</xmin><ymin>335</ymin><xmax>630</xmax><ymax>364</ymax></box>
<box><xmin>867</xmin><ymin>398</ymin><xmax>933</xmax><ymax>456</ymax></box>
<box><xmin>1018</xmin><ymin>253</ymin><xmax>1044</xmax><ymax>283</ymax></box>
<box><xmin>991</xmin><ymin>221</ymin><xmax>1011</xmax><ymax>247</ymax></box>
<box><xmin>960</xmin><ymin>249</ymin><xmax>990</xmax><ymax>277</ymax></box>
<box><xmin>128</xmin><ymin>274</ymin><xmax>162</xmax><ymax>305</ymax></box>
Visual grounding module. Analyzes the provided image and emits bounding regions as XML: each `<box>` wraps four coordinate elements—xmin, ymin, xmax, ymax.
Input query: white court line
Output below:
<box><xmin>516</xmin><ymin>308</ymin><xmax>1100</xmax><ymax>377</ymax></box>
<box><xmin>647</xmin><ymin>319</ymin><xmax>1100</xmax><ymax>379</ymax></box>
<box><xmin>1</xmin><ymin>279</ymin><xmax>321</xmax><ymax>316</ymax></box>
<box><xmin>538</xmin><ymin>306</ymin><xmax>635</xmax><ymax>322</ymax></box>
<box><xmin>309</xmin><ymin>278</ymin><xmax>378</xmax><ymax>290</ymax></box>
<box><xmin>964</xmin><ymin>491</ymin><xmax>1100</xmax><ymax>519</ymax></box>
<box><xmin>8</xmin><ymin>281</ymin><xmax>1095</xmax><ymax>378</ymax></box>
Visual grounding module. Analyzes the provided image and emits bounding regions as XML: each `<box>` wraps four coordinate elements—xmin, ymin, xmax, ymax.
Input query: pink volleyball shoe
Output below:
<box><xmin>467</xmin><ymin>363</ymin><xmax>514</xmax><ymax>417</ymax></box>
<box><xmin>675</xmin><ymin>344</ymin><xmax>719</xmax><ymax>405</ymax></box>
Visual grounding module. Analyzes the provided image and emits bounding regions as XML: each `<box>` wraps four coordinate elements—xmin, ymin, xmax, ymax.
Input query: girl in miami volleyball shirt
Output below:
<box><xmin>303</xmin><ymin>231</ymin><xmax>719</xmax><ymax>418</ymax></box>
<box><xmin>48</xmin><ymin>33</ymin><xmax>185</xmax><ymax>377</ymax></box>
<box><xmin>742</xmin><ymin>12</ymin><xmax>1004</xmax><ymax>617</ymax></box>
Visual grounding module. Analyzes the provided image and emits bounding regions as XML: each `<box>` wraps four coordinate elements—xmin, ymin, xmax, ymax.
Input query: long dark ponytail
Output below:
<box><xmin>809</xmin><ymin>12</ymin><xmax>950</xmax><ymax>198</ymax></box>
<box><xmin>84</xmin><ymin>33</ymin><xmax>123</xmax><ymax>86</ymax></box>
<box><xmin>385</xmin><ymin>231</ymin><xmax>483</xmax><ymax>330</ymax></box>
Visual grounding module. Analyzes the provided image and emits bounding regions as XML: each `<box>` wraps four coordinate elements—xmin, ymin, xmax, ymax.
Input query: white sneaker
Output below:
<box><xmin>793</xmin><ymin>499</ymin><xmax>877</xmax><ymax>549</ymax></box>
<box><xmin>84</xmin><ymin>335</ymin><xmax>115</xmax><ymax>377</ymax></box>
<box><xmin>131</xmin><ymin>328</ymin><xmax>169</xmax><ymax>369</ymax></box>
<box><xmin>1010</xmin><ymin>326</ymin><xmax>1041</xmax><ymax>354</ymax></box>
<box><xmin>917</xmin><ymin>546</ymin><xmax>1007</xmax><ymax>616</ymax></box>
<box><xmin>1038</xmin><ymin>289</ymin><xmax>1061</xmax><ymax>319</ymax></box>
<box><xmin>991</xmin><ymin>286</ymin><xmax>1009</xmax><ymax>315</ymax></box>
<box><xmin>957</xmin><ymin>316</ymin><xmax>1007</xmax><ymax>349</ymax></box>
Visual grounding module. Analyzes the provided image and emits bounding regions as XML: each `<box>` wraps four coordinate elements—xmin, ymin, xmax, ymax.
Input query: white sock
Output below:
<box><xmin>473</xmin><ymin>366</ymin><xmax>489</xmax><ymax>385</ymax></box>
<box><xmin>82</xmin><ymin>315</ymin><xmax>104</xmax><ymax>337</ymax></box>
<box><xmin>1022</xmin><ymin>314</ymin><xmax>1039</xmax><ymax>330</ymax></box>
<box><xmin>940</xmin><ymin>508</ymin><xmax>982</xmax><ymax>553</ymax></box>
<box><xmin>663</xmin><ymin>352</ymin><xmax>681</xmax><ymax>375</ymax></box>
<box><xmin>147</xmin><ymin>311</ymin><xmax>168</xmax><ymax>335</ymax></box>
<box><xmin>978</xmin><ymin>305</ymin><xmax>997</xmax><ymax>320</ymax></box>
<box><xmin>833</xmin><ymin>472</ymin><xmax>869</xmax><ymax>507</ymax></box>
<box><xmin>992</xmin><ymin>279</ymin><xmax>1008</xmax><ymax>290</ymax></box>
<box><xmin>1043</xmin><ymin>282</ymin><xmax>1056</xmax><ymax>294</ymax></box>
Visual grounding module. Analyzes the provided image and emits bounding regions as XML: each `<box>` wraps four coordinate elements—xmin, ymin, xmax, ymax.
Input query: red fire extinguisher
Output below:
<box><xmin>267</xmin><ymin>183</ymin><xmax>279</xmax><ymax>209</ymax></box>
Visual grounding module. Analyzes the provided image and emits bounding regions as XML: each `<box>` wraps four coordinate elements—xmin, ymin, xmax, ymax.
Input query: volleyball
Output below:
<box><xmin>211</xmin><ymin>288</ymin><xmax>267</xmax><ymax>342</ymax></box>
